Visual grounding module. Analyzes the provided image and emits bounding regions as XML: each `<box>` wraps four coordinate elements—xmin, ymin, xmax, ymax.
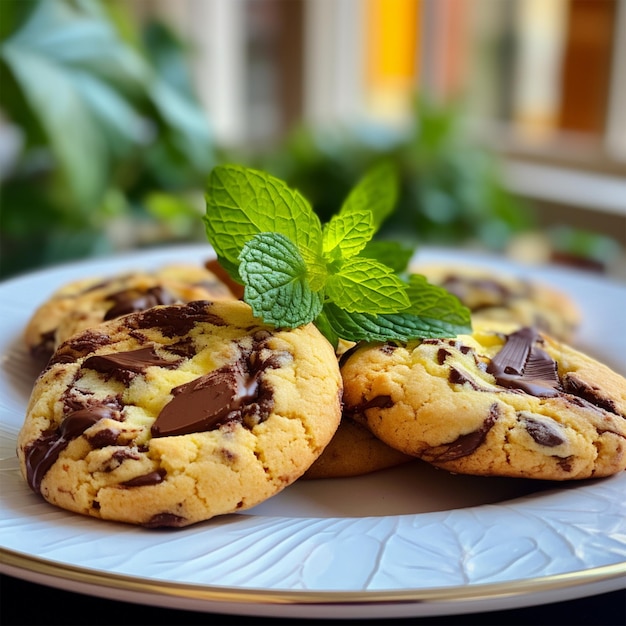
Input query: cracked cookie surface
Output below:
<box><xmin>342</xmin><ymin>326</ymin><xmax>626</xmax><ymax>480</ymax></box>
<box><xmin>17</xmin><ymin>300</ymin><xmax>343</xmax><ymax>527</ymax></box>
<box><xmin>24</xmin><ymin>263</ymin><xmax>237</xmax><ymax>361</ymax></box>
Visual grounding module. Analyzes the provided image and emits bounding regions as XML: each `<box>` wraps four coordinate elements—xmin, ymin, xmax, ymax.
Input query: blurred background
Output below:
<box><xmin>1</xmin><ymin>0</ymin><xmax>625</xmax><ymax>281</ymax></box>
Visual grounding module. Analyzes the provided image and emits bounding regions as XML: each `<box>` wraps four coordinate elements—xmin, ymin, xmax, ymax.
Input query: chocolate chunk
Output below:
<box><xmin>24</xmin><ymin>405</ymin><xmax>118</xmax><ymax>494</ymax></box>
<box><xmin>165</xmin><ymin>337</ymin><xmax>197</xmax><ymax>359</ymax></box>
<box><xmin>521</xmin><ymin>414</ymin><xmax>566</xmax><ymax>447</ymax></box>
<box><xmin>449</xmin><ymin>367</ymin><xmax>483</xmax><ymax>390</ymax></box>
<box><xmin>430</xmin><ymin>403</ymin><xmax>499</xmax><ymax>462</ymax></box>
<box><xmin>87</xmin><ymin>428</ymin><xmax>122</xmax><ymax>448</ymax></box>
<box><xmin>111</xmin><ymin>449</ymin><xmax>141</xmax><ymax>464</ymax></box>
<box><xmin>380</xmin><ymin>342</ymin><xmax>398</xmax><ymax>355</ymax></box>
<box><xmin>121</xmin><ymin>469</ymin><xmax>166</xmax><ymax>487</ymax></box>
<box><xmin>62</xmin><ymin>394</ymin><xmax>122</xmax><ymax>417</ymax></box>
<box><xmin>557</xmin><ymin>457</ymin><xmax>574</xmax><ymax>472</ymax></box>
<box><xmin>562</xmin><ymin>374</ymin><xmax>619</xmax><ymax>415</ymax></box>
<box><xmin>487</xmin><ymin>327</ymin><xmax>560</xmax><ymax>397</ymax></box>
<box><xmin>143</xmin><ymin>512</ymin><xmax>187</xmax><ymax>529</ymax></box>
<box><xmin>48</xmin><ymin>330</ymin><xmax>113</xmax><ymax>368</ymax></box>
<box><xmin>151</xmin><ymin>363</ymin><xmax>265</xmax><ymax>437</ymax></box>
<box><xmin>82</xmin><ymin>346</ymin><xmax>180</xmax><ymax>382</ymax></box>
<box><xmin>129</xmin><ymin>301</ymin><xmax>220</xmax><ymax>337</ymax></box>
<box><xmin>437</xmin><ymin>348</ymin><xmax>450</xmax><ymax>365</ymax></box>
<box><xmin>338</xmin><ymin>343</ymin><xmax>361</xmax><ymax>366</ymax></box>
<box><xmin>104</xmin><ymin>286</ymin><xmax>177</xmax><ymax>321</ymax></box>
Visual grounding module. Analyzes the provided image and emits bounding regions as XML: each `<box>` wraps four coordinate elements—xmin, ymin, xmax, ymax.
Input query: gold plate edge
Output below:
<box><xmin>1</xmin><ymin>546</ymin><xmax>625</xmax><ymax>607</ymax></box>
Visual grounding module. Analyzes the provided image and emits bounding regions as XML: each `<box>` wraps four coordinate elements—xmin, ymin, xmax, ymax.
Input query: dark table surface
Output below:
<box><xmin>1</xmin><ymin>573</ymin><xmax>624</xmax><ymax>626</ymax></box>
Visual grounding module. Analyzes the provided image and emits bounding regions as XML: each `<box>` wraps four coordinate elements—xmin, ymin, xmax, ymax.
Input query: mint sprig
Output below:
<box><xmin>239</xmin><ymin>232</ymin><xmax>323</xmax><ymax>327</ymax></box>
<box><xmin>204</xmin><ymin>163</ymin><xmax>472</xmax><ymax>343</ymax></box>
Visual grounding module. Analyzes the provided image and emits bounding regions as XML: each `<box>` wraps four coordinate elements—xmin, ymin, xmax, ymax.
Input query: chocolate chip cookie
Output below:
<box><xmin>17</xmin><ymin>300</ymin><xmax>343</xmax><ymax>527</ymax></box>
<box><xmin>303</xmin><ymin>415</ymin><xmax>412</xmax><ymax>479</ymax></box>
<box><xmin>342</xmin><ymin>326</ymin><xmax>626</xmax><ymax>480</ymax></box>
<box><xmin>24</xmin><ymin>264</ymin><xmax>237</xmax><ymax>361</ymax></box>
<box><xmin>411</xmin><ymin>263</ymin><xmax>581</xmax><ymax>341</ymax></box>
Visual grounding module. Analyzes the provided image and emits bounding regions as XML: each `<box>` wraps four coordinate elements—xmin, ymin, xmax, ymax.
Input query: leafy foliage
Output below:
<box><xmin>0</xmin><ymin>0</ymin><xmax>214</xmax><ymax>278</ymax></box>
<box><xmin>236</xmin><ymin>97</ymin><xmax>535</xmax><ymax>251</ymax></box>
<box><xmin>205</xmin><ymin>164</ymin><xmax>472</xmax><ymax>344</ymax></box>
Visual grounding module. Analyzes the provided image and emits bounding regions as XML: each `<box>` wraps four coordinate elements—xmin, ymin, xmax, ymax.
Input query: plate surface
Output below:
<box><xmin>1</xmin><ymin>244</ymin><xmax>625</xmax><ymax>619</ymax></box>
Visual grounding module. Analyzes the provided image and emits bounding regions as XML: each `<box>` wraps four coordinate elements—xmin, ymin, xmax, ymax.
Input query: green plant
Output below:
<box><xmin>241</xmin><ymin>97</ymin><xmax>535</xmax><ymax>251</ymax></box>
<box><xmin>0</xmin><ymin>0</ymin><xmax>214</xmax><ymax>279</ymax></box>
<box><xmin>204</xmin><ymin>163</ymin><xmax>471</xmax><ymax>345</ymax></box>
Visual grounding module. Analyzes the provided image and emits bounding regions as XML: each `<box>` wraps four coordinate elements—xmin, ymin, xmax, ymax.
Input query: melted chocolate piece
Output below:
<box><xmin>522</xmin><ymin>415</ymin><xmax>566</xmax><ymax>447</ymax></box>
<box><xmin>449</xmin><ymin>367</ymin><xmax>482</xmax><ymax>390</ymax></box>
<box><xmin>151</xmin><ymin>362</ymin><xmax>266</xmax><ymax>438</ymax></box>
<box><xmin>87</xmin><ymin>428</ymin><xmax>121</xmax><ymax>448</ymax></box>
<box><xmin>24</xmin><ymin>405</ymin><xmax>118</xmax><ymax>494</ymax></box>
<box><xmin>111</xmin><ymin>449</ymin><xmax>141</xmax><ymax>464</ymax></box>
<box><xmin>143</xmin><ymin>512</ymin><xmax>187</xmax><ymax>528</ymax></box>
<box><xmin>165</xmin><ymin>337</ymin><xmax>197</xmax><ymax>359</ymax></box>
<box><xmin>104</xmin><ymin>286</ymin><xmax>177</xmax><ymax>321</ymax></box>
<box><xmin>128</xmin><ymin>301</ymin><xmax>220</xmax><ymax>337</ymax></box>
<box><xmin>430</xmin><ymin>403</ymin><xmax>499</xmax><ymax>462</ymax></box>
<box><xmin>379</xmin><ymin>342</ymin><xmax>398</xmax><ymax>355</ymax></box>
<box><xmin>345</xmin><ymin>394</ymin><xmax>394</xmax><ymax>421</ymax></box>
<box><xmin>48</xmin><ymin>330</ymin><xmax>113</xmax><ymax>368</ymax></box>
<box><xmin>562</xmin><ymin>374</ymin><xmax>619</xmax><ymax>415</ymax></box>
<box><xmin>437</xmin><ymin>348</ymin><xmax>451</xmax><ymax>365</ymax></box>
<box><xmin>557</xmin><ymin>457</ymin><xmax>574</xmax><ymax>472</ymax></box>
<box><xmin>121</xmin><ymin>469</ymin><xmax>166</xmax><ymax>487</ymax></box>
<box><xmin>338</xmin><ymin>343</ymin><xmax>362</xmax><ymax>367</ymax></box>
<box><xmin>82</xmin><ymin>346</ymin><xmax>180</xmax><ymax>382</ymax></box>
<box><xmin>487</xmin><ymin>327</ymin><xmax>560</xmax><ymax>397</ymax></box>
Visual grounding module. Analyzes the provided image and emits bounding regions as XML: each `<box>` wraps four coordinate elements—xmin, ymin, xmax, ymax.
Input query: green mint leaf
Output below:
<box><xmin>312</xmin><ymin>309</ymin><xmax>340</xmax><ymax>349</ymax></box>
<box><xmin>339</xmin><ymin>161</ymin><xmax>398</xmax><ymax>230</ymax></box>
<box><xmin>322</xmin><ymin>302</ymin><xmax>470</xmax><ymax>343</ymax></box>
<box><xmin>204</xmin><ymin>163</ymin><xmax>469</xmax><ymax>343</ymax></box>
<box><xmin>405</xmin><ymin>273</ymin><xmax>472</xmax><ymax>329</ymax></box>
<box><xmin>239</xmin><ymin>232</ymin><xmax>323</xmax><ymax>327</ymax></box>
<box><xmin>204</xmin><ymin>165</ymin><xmax>324</xmax><ymax>280</ymax></box>
<box><xmin>325</xmin><ymin>257</ymin><xmax>410</xmax><ymax>314</ymax></box>
<box><xmin>322</xmin><ymin>208</ymin><xmax>375</xmax><ymax>261</ymax></box>
<box><xmin>360</xmin><ymin>240</ymin><xmax>415</xmax><ymax>273</ymax></box>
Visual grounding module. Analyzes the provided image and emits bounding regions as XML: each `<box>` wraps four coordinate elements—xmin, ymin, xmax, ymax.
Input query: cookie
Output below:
<box><xmin>411</xmin><ymin>263</ymin><xmax>581</xmax><ymax>341</ymax></box>
<box><xmin>17</xmin><ymin>300</ymin><xmax>343</xmax><ymax>527</ymax></box>
<box><xmin>24</xmin><ymin>263</ymin><xmax>237</xmax><ymax>361</ymax></box>
<box><xmin>302</xmin><ymin>415</ymin><xmax>412</xmax><ymax>479</ymax></box>
<box><xmin>341</xmin><ymin>326</ymin><xmax>626</xmax><ymax>480</ymax></box>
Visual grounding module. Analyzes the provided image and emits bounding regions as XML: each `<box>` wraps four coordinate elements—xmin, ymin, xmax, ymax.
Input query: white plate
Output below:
<box><xmin>1</xmin><ymin>244</ymin><xmax>625</xmax><ymax>620</ymax></box>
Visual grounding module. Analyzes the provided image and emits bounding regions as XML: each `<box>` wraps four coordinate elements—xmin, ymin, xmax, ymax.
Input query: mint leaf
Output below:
<box><xmin>239</xmin><ymin>232</ymin><xmax>323</xmax><ymax>327</ymax></box>
<box><xmin>322</xmin><ymin>302</ymin><xmax>471</xmax><ymax>343</ymax></box>
<box><xmin>204</xmin><ymin>165</ymin><xmax>324</xmax><ymax>280</ymax></box>
<box><xmin>326</xmin><ymin>257</ymin><xmax>410</xmax><ymax>313</ymax></box>
<box><xmin>322</xmin><ymin>163</ymin><xmax>397</xmax><ymax>261</ymax></box>
<box><xmin>204</xmin><ymin>163</ymin><xmax>470</xmax><ymax>344</ymax></box>
<box><xmin>340</xmin><ymin>161</ymin><xmax>398</xmax><ymax>229</ymax></box>
<box><xmin>404</xmin><ymin>273</ymin><xmax>472</xmax><ymax>328</ymax></box>
<box><xmin>322</xmin><ymin>208</ymin><xmax>375</xmax><ymax>261</ymax></box>
<box><xmin>312</xmin><ymin>309</ymin><xmax>340</xmax><ymax>348</ymax></box>
<box><xmin>360</xmin><ymin>240</ymin><xmax>414</xmax><ymax>273</ymax></box>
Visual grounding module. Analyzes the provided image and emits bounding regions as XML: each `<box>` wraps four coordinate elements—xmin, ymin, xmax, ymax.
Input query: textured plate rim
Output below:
<box><xmin>2</xmin><ymin>547</ymin><xmax>625</xmax><ymax>618</ymax></box>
